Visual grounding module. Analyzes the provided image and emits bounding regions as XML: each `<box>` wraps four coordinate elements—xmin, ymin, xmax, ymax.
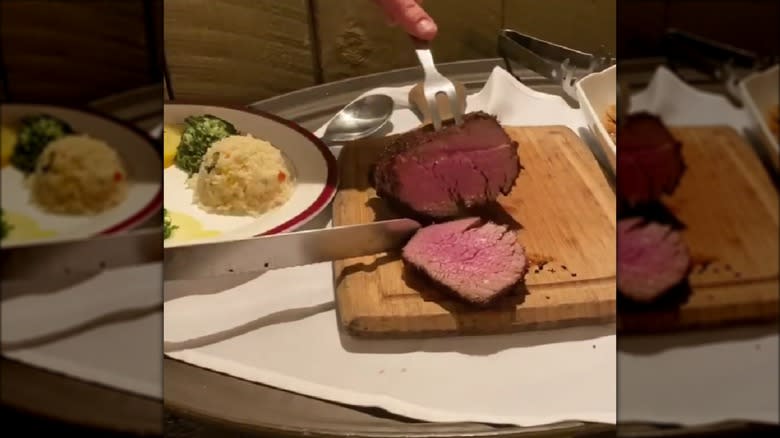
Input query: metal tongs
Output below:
<box><xmin>498</xmin><ymin>29</ymin><xmax>614</xmax><ymax>104</ymax></box>
<box><xmin>662</xmin><ymin>29</ymin><xmax>765</xmax><ymax>107</ymax></box>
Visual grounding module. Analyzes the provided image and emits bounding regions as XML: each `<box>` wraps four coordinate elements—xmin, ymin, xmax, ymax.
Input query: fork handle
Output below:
<box><xmin>411</xmin><ymin>37</ymin><xmax>436</xmax><ymax>74</ymax></box>
<box><xmin>410</xmin><ymin>35</ymin><xmax>430</xmax><ymax>50</ymax></box>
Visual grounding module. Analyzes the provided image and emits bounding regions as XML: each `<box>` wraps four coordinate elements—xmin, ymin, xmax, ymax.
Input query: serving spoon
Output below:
<box><xmin>320</xmin><ymin>94</ymin><xmax>394</xmax><ymax>144</ymax></box>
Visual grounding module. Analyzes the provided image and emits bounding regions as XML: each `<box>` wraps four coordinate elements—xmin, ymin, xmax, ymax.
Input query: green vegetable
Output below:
<box><xmin>10</xmin><ymin>114</ymin><xmax>74</xmax><ymax>174</ymax></box>
<box><xmin>174</xmin><ymin>115</ymin><xmax>237</xmax><ymax>175</ymax></box>
<box><xmin>163</xmin><ymin>209</ymin><xmax>177</xmax><ymax>240</ymax></box>
<box><xmin>1</xmin><ymin>208</ymin><xmax>11</xmax><ymax>240</ymax></box>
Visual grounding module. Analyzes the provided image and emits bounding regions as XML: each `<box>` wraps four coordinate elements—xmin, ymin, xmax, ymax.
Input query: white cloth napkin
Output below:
<box><xmin>1</xmin><ymin>263</ymin><xmax>163</xmax><ymax>399</ymax></box>
<box><xmin>619</xmin><ymin>65</ymin><xmax>779</xmax><ymax>426</ymax></box>
<box><xmin>630</xmin><ymin>66</ymin><xmax>753</xmax><ymax>131</ymax></box>
<box><xmin>2</xmin><ymin>263</ymin><xmax>161</xmax><ymax>345</ymax></box>
<box><xmin>164</xmin><ymin>66</ymin><xmax>617</xmax><ymax>426</ymax></box>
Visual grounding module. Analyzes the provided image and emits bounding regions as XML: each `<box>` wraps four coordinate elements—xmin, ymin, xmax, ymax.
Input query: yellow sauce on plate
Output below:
<box><xmin>166</xmin><ymin>210</ymin><xmax>220</xmax><ymax>241</ymax></box>
<box><xmin>3</xmin><ymin>211</ymin><xmax>57</xmax><ymax>240</ymax></box>
<box><xmin>1</xmin><ymin>123</ymin><xmax>18</xmax><ymax>168</ymax></box>
<box><xmin>163</xmin><ymin>124</ymin><xmax>184</xmax><ymax>168</ymax></box>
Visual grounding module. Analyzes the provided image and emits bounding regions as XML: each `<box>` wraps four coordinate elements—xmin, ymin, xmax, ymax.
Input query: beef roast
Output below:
<box><xmin>372</xmin><ymin>112</ymin><xmax>520</xmax><ymax>219</ymax></box>
<box><xmin>618</xmin><ymin>217</ymin><xmax>691</xmax><ymax>303</ymax></box>
<box><xmin>402</xmin><ymin>217</ymin><xmax>527</xmax><ymax>306</ymax></box>
<box><xmin>617</xmin><ymin>113</ymin><xmax>685</xmax><ymax>206</ymax></box>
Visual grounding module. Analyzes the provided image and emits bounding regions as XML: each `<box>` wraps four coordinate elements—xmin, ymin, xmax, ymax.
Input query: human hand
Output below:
<box><xmin>373</xmin><ymin>0</ymin><xmax>438</xmax><ymax>41</ymax></box>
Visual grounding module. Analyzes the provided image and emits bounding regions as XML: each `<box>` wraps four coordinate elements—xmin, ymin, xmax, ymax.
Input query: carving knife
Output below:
<box><xmin>163</xmin><ymin>218</ymin><xmax>421</xmax><ymax>281</ymax></box>
<box><xmin>1</xmin><ymin>228</ymin><xmax>163</xmax><ymax>281</ymax></box>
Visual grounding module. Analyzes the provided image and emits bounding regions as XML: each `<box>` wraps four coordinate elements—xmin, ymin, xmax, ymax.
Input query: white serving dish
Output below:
<box><xmin>575</xmin><ymin>64</ymin><xmax>616</xmax><ymax>170</ymax></box>
<box><xmin>738</xmin><ymin>64</ymin><xmax>779</xmax><ymax>169</ymax></box>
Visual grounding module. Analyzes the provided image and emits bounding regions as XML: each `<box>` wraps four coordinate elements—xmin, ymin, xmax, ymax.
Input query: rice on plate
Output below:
<box><xmin>163</xmin><ymin>104</ymin><xmax>338</xmax><ymax>247</ymax></box>
<box><xmin>188</xmin><ymin>134</ymin><xmax>295</xmax><ymax>216</ymax></box>
<box><xmin>29</xmin><ymin>134</ymin><xmax>128</xmax><ymax>215</ymax></box>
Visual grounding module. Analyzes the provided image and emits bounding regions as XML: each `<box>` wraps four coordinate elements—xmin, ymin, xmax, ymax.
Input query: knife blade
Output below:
<box><xmin>163</xmin><ymin>219</ymin><xmax>421</xmax><ymax>281</ymax></box>
<box><xmin>1</xmin><ymin>228</ymin><xmax>163</xmax><ymax>280</ymax></box>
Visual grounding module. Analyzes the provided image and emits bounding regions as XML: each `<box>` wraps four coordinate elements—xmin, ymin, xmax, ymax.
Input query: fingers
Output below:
<box><xmin>374</xmin><ymin>0</ymin><xmax>437</xmax><ymax>41</ymax></box>
<box><xmin>381</xmin><ymin>0</ymin><xmax>423</xmax><ymax>26</ymax></box>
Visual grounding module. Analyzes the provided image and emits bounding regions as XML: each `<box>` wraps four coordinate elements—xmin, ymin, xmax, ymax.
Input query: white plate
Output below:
<box><xmin>163</xmin><ymin>104</ymin><xmax>337</xmax><ymax>248</ymax></box>
<box><xmin>575</xmin><ymin>64</ymin><xmax>616</xmax><ymax>169</ymax></box>
<box><xmin>1</xmin><ymin>104</ymin><xmax>162</xmax><ymax>248</ymax></box>
<box><xmin>738</xmin><ymin>63</ymin><xmax>779</xmax><ymax>168</ymax></box>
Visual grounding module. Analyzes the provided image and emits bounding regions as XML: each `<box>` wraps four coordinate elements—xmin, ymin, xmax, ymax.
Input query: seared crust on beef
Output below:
<box><xmin>372</xmin><ymin>112</ymin><xmax>520</xmax><ymax>219</ymax></box>
<box><xmin>617</xmin><ymin>113</ymin><xmax>686</xmax><ymax>206</ymax></box>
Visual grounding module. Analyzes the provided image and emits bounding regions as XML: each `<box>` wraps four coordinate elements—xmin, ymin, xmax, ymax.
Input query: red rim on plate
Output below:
<box><xmin>1</xmin><ymin>102</ymin><xmax>164</xmax><ymax>237</ymax></box>
<box><xmin>164</xmin><ymin>102</ymin><xmax>339</xmax><ymax>236</ymax></box>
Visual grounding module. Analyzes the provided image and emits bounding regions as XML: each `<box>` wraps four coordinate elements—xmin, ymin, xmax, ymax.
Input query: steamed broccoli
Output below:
<box><xmin>1</xmin><ymin>208</ymin><xmax>11</xmax><ymax>240</ymax></box>
<box><xmin>174</xmin><ymin>115</ymin><xmax>237</xmax><ymax>175</ymax></box>
<box><xmin>10</xmin><ymin>114</ymin><xmax>74</xmax><ymax>174</ymax></box>
<box><xmin>163</xmin><ymin>209</ymin><xmax>177</xmax><ymax>240</ymax></box>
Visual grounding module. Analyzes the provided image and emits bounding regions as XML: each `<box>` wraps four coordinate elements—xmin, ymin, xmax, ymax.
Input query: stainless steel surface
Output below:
<box><xmin>411</xmin><ymin>37</ymin><xmax>463</xmax><ymax>130</ymax></box>
<box><xmin>497</xmin><ymin>29</ymin><xmax>613</xmax><ymax>103</ymax></box>
<box><xmin>89</xmin><ymin>84</ymin><xmax>163</xmax><ymax>134</ymax></box>
<box><xmin>251</xmin><ymin>59</ymin><xmax>566</xmax><ymax>129</ymax></box>
<box><xmin>90</xmin><ymin>85</ymin><xmax>163</xmax><ymax>230</ymax></box>
<box><xmin>321</xmin><ymin>94</ymin><xmax>394</xmax><ymax>143</ymax></box>
<box><xmin>164</xmin><ymin>219</ymin><xmax>420</xmax><ymax>281</ymax></box>
<box><xmin>165</xmin><ymin>360</ymin><xmax>613</xmax><ymax>438</ymax></box>
<box><xmin>1</xmin><ymin>228</ymin><xmax>162</xmax><ymax>280</ymax></box>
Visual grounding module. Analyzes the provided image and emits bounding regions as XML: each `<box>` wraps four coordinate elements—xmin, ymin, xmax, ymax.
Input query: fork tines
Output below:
<box><xmin>412</xmin><ymin>38</ymin><xmax>464</xmax><ymax>130</ymax></box>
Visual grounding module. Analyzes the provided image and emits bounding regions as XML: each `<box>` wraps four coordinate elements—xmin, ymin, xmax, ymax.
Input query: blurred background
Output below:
<box><xmin>151</xmin><ymin>0</ymin><xmax>617</xmax><ymax>103</ymax></box>
<box><xmin>0</xmin><ymin>0</ymin><xmax>162</xmax><ymax>103</ymax></box>
<box><xmin>0</xmin><ymin>0</ymin><xmax>618</xmax><ymax>105</ymax></box>
<box><xmin>618</xmin><ymin>0</ymin><xmax>779</xmax><ymax>59</ymax></box>
<box><xmin>6</xmin><ymin>1</ymin><xmax>777</xmax><ymax>104</ymax></box>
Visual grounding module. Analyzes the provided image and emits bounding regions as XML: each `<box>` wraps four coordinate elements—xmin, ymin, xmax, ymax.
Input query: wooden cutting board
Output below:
<box><xmin>332</xmin><ymin>125</ymin><xmax>617</xmax><ymax>337</ymax></box>
<box><xmin>618</xmin><ymin>126</ymin><xmax>780</xmax><ymax>333</ymax></box>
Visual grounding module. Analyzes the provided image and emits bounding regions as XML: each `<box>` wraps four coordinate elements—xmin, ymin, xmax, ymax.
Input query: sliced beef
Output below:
<box><xmin>617</xmin><ymin>112</ymin><xmax>685</xmax><ymax>206</ymax></box>
<box><xmin>618</xmin><ymin>217</ymin><xmax>691</xmax><ymax>303</ymax></box>
<box><xmin>402</xmin><ymin>217</ymin><xmax>527</xmax><ymax>306</ymax></box>
<box><xmin>373</xmin><ymin>112</ymin><xmax>520</xmax><ymax>219</ymax></box>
